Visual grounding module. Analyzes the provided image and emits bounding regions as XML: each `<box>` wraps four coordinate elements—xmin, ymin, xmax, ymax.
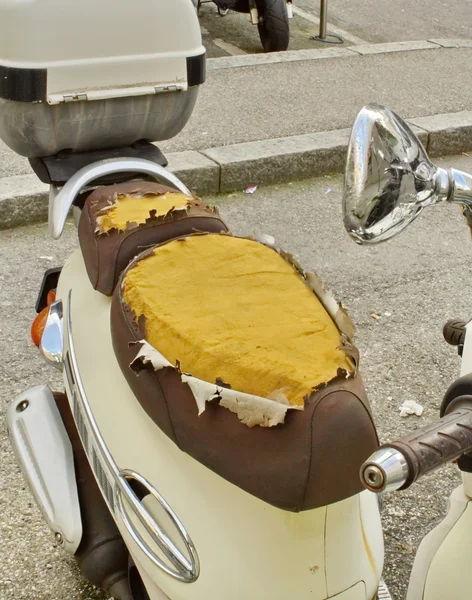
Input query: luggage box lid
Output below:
<box><xmin>0</xmin><ymin>0</ymin><xmax>205</xmax><ymax>104</ymax></box>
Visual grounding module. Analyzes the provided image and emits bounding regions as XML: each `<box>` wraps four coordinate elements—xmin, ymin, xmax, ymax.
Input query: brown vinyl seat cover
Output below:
<box><xmin>78</xmin><ymin>181</ymin><xmax>228</xmax><ymax>296</ymax></box>
<box><xmin>110</xmin><ymin>234</ymin><xmax>379</xmax><ymax>512</ymax></box>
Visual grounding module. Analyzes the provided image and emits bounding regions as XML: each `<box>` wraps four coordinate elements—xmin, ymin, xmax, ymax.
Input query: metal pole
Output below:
<box><xmin>310</xmin><ymin>0</ymin><xmax>343</xmax><ymax>43</ymax></box>
<box><xmin>319</xmin><ymin>0</ymin><xmax>328</xmax><ymax>39</ymax></box>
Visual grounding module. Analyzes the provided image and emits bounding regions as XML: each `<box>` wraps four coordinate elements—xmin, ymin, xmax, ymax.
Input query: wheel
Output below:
<box><xmin>257</xmin><ymin>0</ymin><xmax>290</xmax><ymax>52</ymax></box>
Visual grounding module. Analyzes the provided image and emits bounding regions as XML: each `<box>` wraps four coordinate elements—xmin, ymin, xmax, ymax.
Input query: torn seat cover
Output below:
<box><xmin>111</xmin><ymin>233</ymin><xmax>378</xmax><ymax>511</ymax></box>
<box><xmin>78</xmin><ymin>181</ymin><xmax>228</xmax><ymax>295</ymax></box>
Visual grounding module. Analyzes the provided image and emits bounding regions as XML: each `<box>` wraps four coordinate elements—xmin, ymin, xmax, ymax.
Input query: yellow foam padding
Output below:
<box><xmin>123</xmin><ymin>235</ymin><xmax>352</xmax><ymax>406</ymax></box>
<box><xmin>99</xmin><ymin>193</ymin><xmax>191</xmax><ymax>233</ymax></box>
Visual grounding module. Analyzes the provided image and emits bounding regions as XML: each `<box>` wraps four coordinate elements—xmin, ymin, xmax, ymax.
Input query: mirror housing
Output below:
<box><xmin>343</xmin><ymin>104</ymin><xmax>472</xmax><ymax>244</ymax></box>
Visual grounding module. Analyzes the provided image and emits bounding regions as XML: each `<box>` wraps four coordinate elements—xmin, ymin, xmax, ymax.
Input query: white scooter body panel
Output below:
<box><xmin>460</xmin><ymin>320</ymin><xmax>472</xmax><ymax>377</ymax></box>
<box><xmin>407</xmin><ymin>321</ymin><xmax>472</xmax><ymax>600</ymax></box>
<box><xmin>56</xmin><ymin>249</ymin><xmax>384</xmax><ymax>600</ymax></box>
<box><xmin>421</xmin><ymin>493</ymin><xmax>472</xmax><ymax>600</ymax></box>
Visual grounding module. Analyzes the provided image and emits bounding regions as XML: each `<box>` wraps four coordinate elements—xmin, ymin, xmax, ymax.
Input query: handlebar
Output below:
<box><xmin>360</xmin><ymin>396</ymin><xmax>472</xmax><ymax>493</ymax></box>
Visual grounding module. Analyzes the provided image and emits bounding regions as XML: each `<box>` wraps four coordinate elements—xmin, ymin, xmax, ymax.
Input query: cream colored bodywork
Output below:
<box><xmin>419</xmin><ymin>494</ymin><xmax>472</xmax><ymax>600</ymax></box>
<box><xmin>57</xmin><ymin>250</ymin><xmax>383</xmax><ymax>600</ymax></box>
<box><xmin>407</xmin><ymin>486</ymin><xmax>470</xmax><ymax>600</ymax></box>
<box><xmin>460</xmin><ymin>320</ymin><xmax>472</xmax><ymax>378</ymax></box>
<box><xmin>406</xmin><ymin>321</ymin><xmax>472</xmax><ymax>600</ymax></box>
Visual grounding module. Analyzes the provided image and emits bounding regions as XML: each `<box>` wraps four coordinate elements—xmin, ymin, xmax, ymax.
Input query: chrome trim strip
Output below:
<box><xmin>49</xmin><ymin>158</ymin><xmax>192</xmax><ymax>239</ymax></box>
<box><xmin>116</xmin><ymin>470</ymin><xmax>199</xmax><ymax>580</ymax></box>
<box><xmin>39</xmin><ymin>300</ymin><xmax>64</xmax><ymax>370</ymax></box>
<box><xmin>63</xmin><ymin>290</ymin><xmax>199</xmax><ymax>582</ymax></box>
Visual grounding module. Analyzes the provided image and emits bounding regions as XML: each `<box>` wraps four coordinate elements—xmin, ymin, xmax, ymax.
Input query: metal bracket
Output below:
<box><xmin>63</xmin><ymin>93</ymin><xmax>88</xmax><ymax>103</ymax></box>
<box><xmin>248</xmin><ymin>0</ymin><xmax>259</xmax><ymax>24</ymax></box>
<box><xmin>39</xmin><ymin>300</ymin><xmax>64</xmax><ymax>371</ymax></box>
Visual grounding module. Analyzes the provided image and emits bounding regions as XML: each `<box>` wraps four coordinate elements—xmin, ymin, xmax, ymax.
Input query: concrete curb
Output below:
<box><xmin>2</xmin><ymin>110</ymin><xmax>472</xmax><ymax>229</ymax></box>
<box><xmin>2</xmin><ymin>110</ymin><xmax>472</xmax><ymax>230</ymax></box>
<box><xmin>0</xmin><ymin>175</ymin><xmax>49</xmax><ymax>230</ymax></box>
<box><xmin>203</xmin><ymin>128</ymin><xmax>351</xmax><ymax>192</ymax></box>
<box><xmin>2</xmin><ymin>109</ymin><xmax>472</xmax><ymax>230</ymax></box>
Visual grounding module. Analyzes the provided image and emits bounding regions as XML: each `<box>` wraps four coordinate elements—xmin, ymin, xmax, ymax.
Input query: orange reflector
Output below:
<box><xmin>31</xmin><ymin>290</ymin><xmax>57</xmax><ymax>347</ymax></box>
<box><xmin>31</xmin><ymin>307</ymin><xmax>49</xmax><ymax>347</ymax></box>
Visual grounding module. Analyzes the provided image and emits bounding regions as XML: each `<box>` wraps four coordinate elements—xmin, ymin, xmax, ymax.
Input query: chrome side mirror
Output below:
<box><xmin>343</xmin><ymin>104</ymin><xmax>472</xmax><ymax>244</ymax></box>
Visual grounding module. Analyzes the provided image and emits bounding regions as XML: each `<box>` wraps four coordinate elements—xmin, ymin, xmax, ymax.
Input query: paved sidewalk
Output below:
<box><xmin>165</xmin><ymin>42</ymin><xmax>472</xmax><ymax>153</ymax></box>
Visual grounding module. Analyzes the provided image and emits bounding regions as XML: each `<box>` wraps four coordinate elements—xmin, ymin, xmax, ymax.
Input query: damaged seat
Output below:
<box><xmin>78</xmin><ymin>181</ymin><xmax>228</xmax><ymax>296</ymax></box>
<box><xmin>110</xmin><ymin>232</ymin><xmax>379</xmax><ymax>512</ymax></box>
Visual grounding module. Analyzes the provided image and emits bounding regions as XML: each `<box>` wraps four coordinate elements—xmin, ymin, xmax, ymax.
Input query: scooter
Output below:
<box><xmin>4</xmin><ymin>3</ymin><xmax>472</xmax><ymax>600</ymax></box>
<box><xmin>195</xmin><ymin>0</ymin><xmax>292</xmax><ymax>52</ymax></box>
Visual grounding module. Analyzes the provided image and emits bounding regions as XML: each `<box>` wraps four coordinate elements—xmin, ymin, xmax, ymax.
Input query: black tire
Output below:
<box><xmin>257</xmin><ymin>0</ymin><xmax>290</xmax><ymax>52</ymax></box>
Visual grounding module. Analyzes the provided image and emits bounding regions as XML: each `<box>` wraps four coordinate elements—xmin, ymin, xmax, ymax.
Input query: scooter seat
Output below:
<box><xmin>78</xmin><ymin>181</ymin><xmax>228</xmax><ymax>296</ymax></box>
<box><xmin>110</xmin><ymin>233</ymin><xmax>378</xmax><ymax>512</ymax></box>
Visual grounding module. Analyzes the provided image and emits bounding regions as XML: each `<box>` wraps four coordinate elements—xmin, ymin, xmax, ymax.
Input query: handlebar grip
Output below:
<box><xmin>389</xmin><ymin>405</ymin><xmax>472</xmax><ymax>487</ymax></box>
<box><xmin>361</xmin><ymin>397</ymin><xmax>472</xmax><ymax>492</ymax></box>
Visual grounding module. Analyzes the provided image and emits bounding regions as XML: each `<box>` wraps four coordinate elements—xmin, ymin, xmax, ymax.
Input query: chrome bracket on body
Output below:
<box><xmin>49</xmin><ymin>158</ymin><xmax>192</xmax><ymax>240</ymax></box>
<box><xmin>62</xmin><ymin>291</ymin><xmax>200</xmax><ymax>583</ymax></box>
<box><xmin>39</xmin><ymin>299</ymin><xmax>64</xmax><ymax>370</ymax></box>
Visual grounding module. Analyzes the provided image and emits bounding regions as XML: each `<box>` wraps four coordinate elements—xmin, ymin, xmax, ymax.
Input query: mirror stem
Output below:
<box><xmin>448</xmin><ymin>168</ymin><xmax>472</xmax><ymax>211</ymax></box>
<box><xmin>433</xmin><ymin>167</ymin><xmax>472</xmax><ymax>214</ymax></box>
